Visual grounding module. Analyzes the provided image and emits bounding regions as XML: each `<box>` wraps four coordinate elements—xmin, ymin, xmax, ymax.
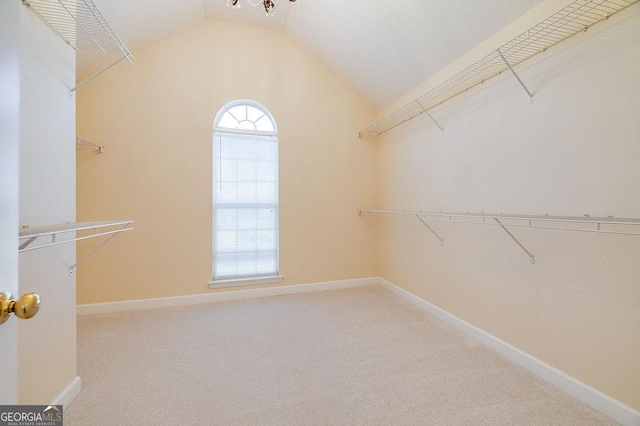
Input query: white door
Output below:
<box><xmin>0</xmin><ymin>0</ymin><xmax>22</xmax><ymax>404</ymax></box>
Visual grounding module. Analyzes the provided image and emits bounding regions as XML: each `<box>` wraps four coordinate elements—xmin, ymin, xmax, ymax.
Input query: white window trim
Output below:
<box><xmin>212</xmin><ymin>99</ymin><xmax>280</xmax><ymax>282</ymax></box>
<box><xmin>213</xmin><ymin>99</ymin><xmax>278</xmax><ymax>134</ymax></box>
<box><xmin>208</xmin><ymin>275</ymin><xmax>284</xmax><ymax>289</ymax></box>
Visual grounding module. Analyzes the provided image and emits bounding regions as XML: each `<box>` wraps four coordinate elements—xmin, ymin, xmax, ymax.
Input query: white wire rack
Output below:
<box><xmin>22</xmin><ymin>0</ymin><xmax>133</xmax><ymax>92</ymax></box>
<box><xmin>359</xmin><ymin>0</ymin><xmax>638</xmax><ymax>137</ymax></box>
<box><xmin>76</xmin><ymin>137</ymin><xmax>104</xmax><ymax>153</ymax></box>
<box><xmin>19</xmin><ymin>221</ymin><xmax>134</xmax><ymax>274</ymax></box>
<box><xmin>358</xmin><ymin>209</ymin><xmax>640</xmax><ymax>264</ymax></box>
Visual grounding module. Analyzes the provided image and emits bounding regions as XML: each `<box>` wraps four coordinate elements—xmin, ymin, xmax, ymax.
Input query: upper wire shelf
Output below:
<box><xmin>23</xmin><ymin>0</ymin><xmax>133</xmax><ymax>92</ymax></box>
<box><xmin>359</xmin><ymin>0</ymin><xmax>638</xmax><ymax>137</ymax></box>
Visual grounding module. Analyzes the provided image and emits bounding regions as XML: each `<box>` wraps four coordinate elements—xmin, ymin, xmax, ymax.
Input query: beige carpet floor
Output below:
<box><xmin>65</xmin><ymin>285</ymin><xmax>615</xmax><ymax>425</ymax></box>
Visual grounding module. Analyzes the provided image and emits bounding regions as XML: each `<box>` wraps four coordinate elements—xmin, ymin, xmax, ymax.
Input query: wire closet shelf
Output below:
<box><xmin>23</xmin><ymin>0</ymin><xmax>133</xmax><ymax>92</ymax></box>
<box><xmin>359</xmin><ymin>0</ymin><xmax>638</xmax><ymax>137</ymax></box>
<box><xmin>358</xmin><ymin>209</ymin><xmax>640</xmax><ymax>236</ymax></box>
<box><xmin>19</xmin><ymin>221</ymin><xmax>134</xmax><ymax>275</ymax></box>
<box><xmin>358</xmin><ymin>209</ymin><xmax>640</xmax><ymax>264</ymax></box>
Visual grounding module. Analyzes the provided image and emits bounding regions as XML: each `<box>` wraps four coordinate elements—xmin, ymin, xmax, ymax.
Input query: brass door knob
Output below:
<box><xmin>0</xmin><ymin>292</ymin><xmax>41</xmax><ymax>324</ymax></box>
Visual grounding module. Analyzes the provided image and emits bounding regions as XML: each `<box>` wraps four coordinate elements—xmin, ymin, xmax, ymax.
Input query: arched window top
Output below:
<box><xmin>214</xmin><ymin>100</ymin><xmax>277</xmax><ymax>135</ymax></box>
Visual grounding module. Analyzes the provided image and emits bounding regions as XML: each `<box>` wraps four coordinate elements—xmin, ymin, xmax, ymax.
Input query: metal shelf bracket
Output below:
<box><xmin>416</xmin><ymin>214</ymin><xmax>444</xmax><ymax>245</ymax></box>
<box><xmin>497</xmin><ymin>49</ymin><xmax>534</xmax><ymax>103</ymax></box>
<box><xmin>76</xmin><ymin>138</ymin><xmax>104</xmax><ymax>153</ymax></box>
<box><xmin>417</xmin><ymin>101</ymin><xmax>444</xmax><ymax>132</ymax></box>
<box><xmin>69</xmin><ymin>228</ymin><xmax>126</xmax><ymax>275</ymax></box>
<box><xmin>494</xmin><ymin>218</ymin><xmax>535</xmax><ymax>264</ymax></box>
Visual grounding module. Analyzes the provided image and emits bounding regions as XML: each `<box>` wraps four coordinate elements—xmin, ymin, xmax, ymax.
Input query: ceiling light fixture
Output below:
<box><xmin>228</xmin><ymin>0</ymin><xmax>300</xmax><ymax>17</ymax></box>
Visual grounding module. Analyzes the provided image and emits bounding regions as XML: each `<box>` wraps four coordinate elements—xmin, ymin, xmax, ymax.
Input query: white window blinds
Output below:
<box><xmin>213</xmin><ymin>131</ymin><xmax>279</xmax><ymax>280</ymax></box>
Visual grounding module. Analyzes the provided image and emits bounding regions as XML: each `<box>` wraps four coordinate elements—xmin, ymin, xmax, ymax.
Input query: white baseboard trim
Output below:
<box><xmin>378</xmin><ymin>278</ymin><xmax>640</xmax><ymax>426</ymax></box>
<box><xmin>77</xmin><ymin>277</ymin><xmax>379</xmax><ymax>315</ymax></box>
<box><xmin>208</xmin><ymin>275</ymin><xmax>284</xmax><ymax>288</ymax></box>
<box><xmin>50</xmin><ymin>376</ymin><xmax>81</xmax><ymax>411</ymax></box>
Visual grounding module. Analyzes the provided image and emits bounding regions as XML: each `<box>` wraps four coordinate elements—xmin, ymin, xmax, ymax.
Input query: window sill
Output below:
<box><xmin>208</xmin><ymin>275</ymin><xmax>284</xmax><ymax>289</ymax></box>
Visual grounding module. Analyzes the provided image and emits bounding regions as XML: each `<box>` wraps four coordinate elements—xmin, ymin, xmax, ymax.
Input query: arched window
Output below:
<box><xmin>211</xmin><ymin>100</ymin><xmax>280</xmax><ymax>284</ymax></box>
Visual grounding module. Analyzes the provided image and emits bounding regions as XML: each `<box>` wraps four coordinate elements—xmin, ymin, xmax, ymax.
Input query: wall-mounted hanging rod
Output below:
<box><xmin>358</xmin><ymin>209</ymin><xmax>640</xmax><ymax>264</ymax></box>
<box><xmin>359</xmin><ymin>0</ymin><xmax>638</xmax><ymax>138</ymax></box>
<box><xmin>22</xmin><ymin>0</ymin><xmax>133</xmax><ymax>93</ymax></box>
<box><xmin>19</xmin><ymin>221</ymin><xmax>134</xmax><ymax>275</ymax></box>
<box><xmin>76</xmin><ymin>138</ymin><xmax>104</xmax><ymax>153</ymax></box>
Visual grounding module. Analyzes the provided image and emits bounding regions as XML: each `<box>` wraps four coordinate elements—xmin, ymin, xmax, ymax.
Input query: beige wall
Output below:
<box><xmin>76</xmin><ymin>20</ymin><xmax>377</xmax><ymax>304</ymax></box>
<box><xmin>18</xmin><ymin>5</ymin><xmax>77</xmax><ymax>404</ymax></box>
<box><xmin>376</xmin><ymin>3</ymin><xmax>640</xmax><ymax>410</ymax></box>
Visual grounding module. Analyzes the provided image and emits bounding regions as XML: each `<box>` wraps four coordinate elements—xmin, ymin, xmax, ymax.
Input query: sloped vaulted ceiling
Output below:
<box><xmin>91</xmin><ymin>0</ymin><xmax>541</xmax><ymax>109</ymax></box>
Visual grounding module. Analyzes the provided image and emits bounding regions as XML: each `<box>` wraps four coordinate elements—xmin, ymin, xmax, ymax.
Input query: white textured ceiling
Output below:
<box><xmin>90</xmin><ymin>0</ymin><xmax>541</xmax><ymax>108</ymax></box>
<box><xmin>92</xmin><ymin>0</ymin><xmax>206</xmax><ymax>54</ymax></box>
